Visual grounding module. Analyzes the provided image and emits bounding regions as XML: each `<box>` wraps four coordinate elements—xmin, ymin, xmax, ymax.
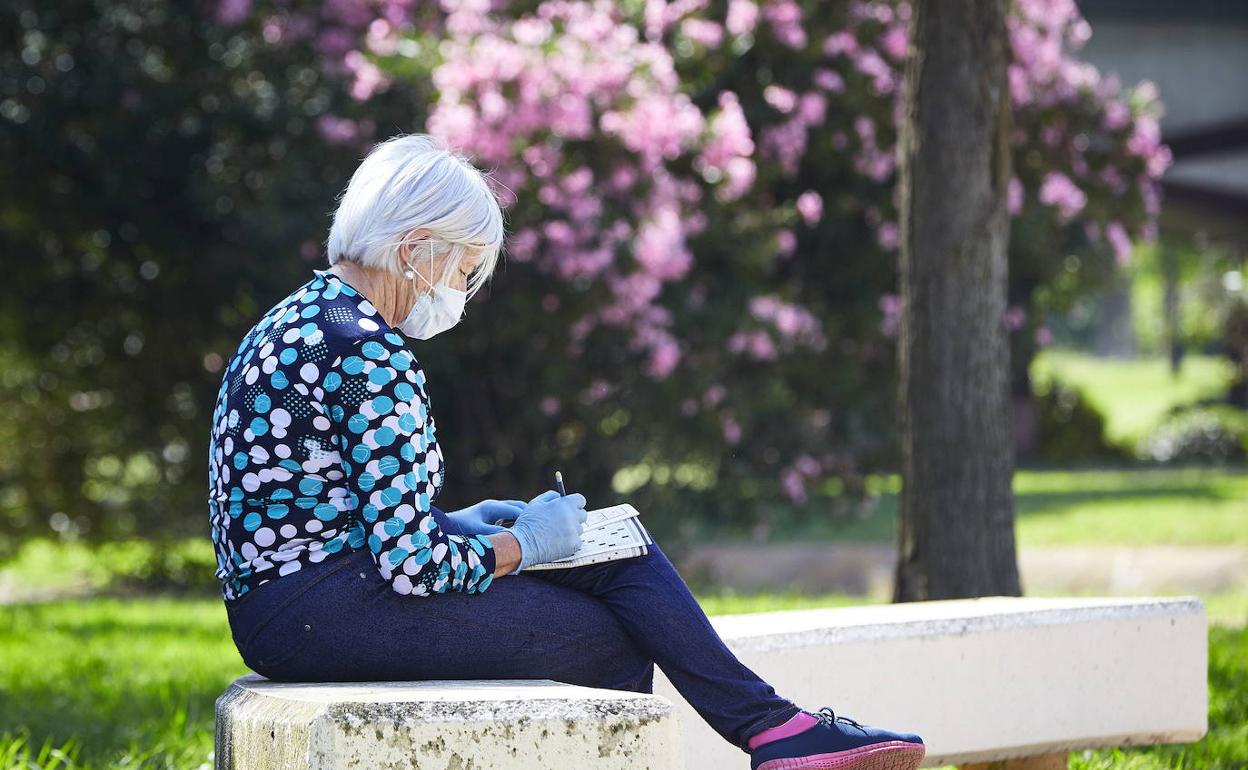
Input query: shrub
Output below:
<box><xmin>1033</xmin><ymin>378</ymin><xmax>1126</xmax><ymax>463</ymax></box>
<box><xmin>1137</xmin><ymin>404</ymin><xmax>1248</xmax><ymax>464</ymax></box>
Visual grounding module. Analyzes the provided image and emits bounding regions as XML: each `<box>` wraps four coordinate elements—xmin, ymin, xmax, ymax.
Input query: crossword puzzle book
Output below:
<box><xmin>521</xmin><ymin>503</ymin><xmax>654</xmax><ymax>571</ymax></box>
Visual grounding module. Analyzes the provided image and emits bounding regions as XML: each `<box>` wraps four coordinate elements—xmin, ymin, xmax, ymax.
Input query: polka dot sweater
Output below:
<box><xmin>207</xmin><ymin>269</ymin><xmax>497</xmax><ymax>602</ymax></box>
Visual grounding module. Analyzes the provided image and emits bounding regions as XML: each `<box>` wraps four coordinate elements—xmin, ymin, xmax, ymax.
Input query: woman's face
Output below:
<box><xmin>447</xmin><ymin>247</ymin><xmax>485</xmax><ymax>293</ymax></box>
<box><xmin>410</xmin><ymin>243</ymin><xmax>485</xmax><ymax>295</ymax></box>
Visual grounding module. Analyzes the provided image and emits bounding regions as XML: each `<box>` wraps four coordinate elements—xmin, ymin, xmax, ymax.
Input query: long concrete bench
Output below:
<box><xmin>215</xmin><ymin>595</ymin><xmax>1206</xmax><ymax>769</ymax></box>
<box><xmin>656</xmin><ymin>595</ymin><xmax>1207</xmax><ymax>769</ymax></box>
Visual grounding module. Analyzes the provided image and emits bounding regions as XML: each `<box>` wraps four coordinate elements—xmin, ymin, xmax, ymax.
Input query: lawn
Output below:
<box><xmin>1030</xmin><ymin>348</ymin><xmax>1235</xmax><ymax>446</ymax></box>
<box><xmin>0</xmin><ymin>593</ymin><xmax>1243</xmax><ymax>770</ymax></box>
<box><xmin>698</xmin><ymin>466</ymin><xmax>1248</xmax><ymax>548</ymax></box>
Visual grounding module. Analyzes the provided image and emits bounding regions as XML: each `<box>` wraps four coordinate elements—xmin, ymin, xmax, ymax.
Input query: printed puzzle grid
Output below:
<box><xmin>522</xmin><ymin>504</ymin><xmax>654</xmax><ymax>571</ymax></box>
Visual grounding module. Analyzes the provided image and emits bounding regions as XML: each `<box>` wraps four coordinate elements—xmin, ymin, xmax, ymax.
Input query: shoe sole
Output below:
<box><xmin>755</xmin><ymin>740</ymin><xmax>925</xmax><ymax>770</ymax></box>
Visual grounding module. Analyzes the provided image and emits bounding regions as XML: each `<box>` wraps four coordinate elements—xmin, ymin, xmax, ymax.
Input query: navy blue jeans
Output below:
<box><xmin>223</xmin><ymin>506</ymin><xmax>802</xmax><ymax>753</ymax></box>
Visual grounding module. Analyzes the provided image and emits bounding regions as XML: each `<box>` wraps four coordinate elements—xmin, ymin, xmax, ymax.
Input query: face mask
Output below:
<box><xmin>398</xmin><ymin>241</ymin><xmax>468</xmax><ymax>340</ymax></box>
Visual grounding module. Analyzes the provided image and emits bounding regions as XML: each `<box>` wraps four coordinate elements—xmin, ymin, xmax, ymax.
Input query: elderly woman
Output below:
<box><xmin>207</xmin><ymin>133</ymin><xmax>925</xmax><ymax>770</ymax></box>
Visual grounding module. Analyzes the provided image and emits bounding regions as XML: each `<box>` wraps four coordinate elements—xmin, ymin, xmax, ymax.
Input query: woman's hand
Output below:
<box><xmin>447</xmin><ymin>499</ymin><xmax>528</xmax><ymax>536</ymax></box>
<box><xmin>507</xmin><ymin>490</ymin><xmax>588</xmax><ymax>573</ymax></box>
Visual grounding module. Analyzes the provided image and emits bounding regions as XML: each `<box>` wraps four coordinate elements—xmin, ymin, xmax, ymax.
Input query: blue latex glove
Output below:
<box><xmin>447</xmin><ymin>499</ymin><xmax>528</xmax><ymax>537</ymax></box>
<box><xmin>508</xmin><ymin>489</ymin><xmax>588</xmax><ymax>574</ymax></box>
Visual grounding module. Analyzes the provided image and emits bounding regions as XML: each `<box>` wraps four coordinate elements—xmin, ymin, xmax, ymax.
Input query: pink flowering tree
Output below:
<box><xmin>216</xmin><ymin>0</ymin><xmax>1169</xmax><ymax>530</ymax></box>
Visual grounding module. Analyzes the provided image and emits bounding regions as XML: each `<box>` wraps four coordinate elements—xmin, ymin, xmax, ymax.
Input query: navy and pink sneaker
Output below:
<box><xmin>748</xmin><ymin>707</ymin><xmax>925</xmax><ymax>770</ymax></box>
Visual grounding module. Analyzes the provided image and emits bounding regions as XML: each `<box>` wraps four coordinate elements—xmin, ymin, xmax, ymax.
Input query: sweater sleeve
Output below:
<box><xmin>322</xmin><ymin>331</ymin><xmax>496</xmax><ymax>596</ymax></box>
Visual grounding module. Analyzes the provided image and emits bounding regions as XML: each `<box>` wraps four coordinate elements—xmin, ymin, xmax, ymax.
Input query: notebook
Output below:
<box><xmin>517</xmin><ymin>503</ymin><xmax>654</xmax><ymax>571</ymax></box>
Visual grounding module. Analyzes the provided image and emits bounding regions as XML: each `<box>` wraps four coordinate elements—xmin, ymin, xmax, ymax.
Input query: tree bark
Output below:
<box><xmin>894</xmin><ymin>0</ymin><xmax>1022</xmax><ymax>601</ymax></box>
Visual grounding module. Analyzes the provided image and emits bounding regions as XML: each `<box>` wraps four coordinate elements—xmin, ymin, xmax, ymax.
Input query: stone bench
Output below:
<box><xmin>215</xmin><ymin>678</ymin><xmax>683</xmax><ymax>769</ymax></box>
<box><xmin>655</xmin><ymin>595</ymin><xmax>1208</xmax><ymax>769</ymax></box>
<box><xmin>215</xmin><ymin>595</ymin><xmax>1206</xmax><ymax>769</ymax></box>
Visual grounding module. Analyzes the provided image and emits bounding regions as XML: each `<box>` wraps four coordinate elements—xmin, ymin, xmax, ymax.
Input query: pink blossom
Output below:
<box><xmin>540</xmin><ymin>396</ymin><xmax>561</xmax><ymax>416</ymax></box>
<box><xmin>879</xmin><ymin>24</ymin><xmax>909</xmax><ymax>61</ymax></box>
<box><xmin>1102</xmin><ymin>99</ymin><xmax>1130</xmax><ymax>131</ymax></box>
<box><xmin>781</xmin><ymin>467</ymin><xmax>807</xmax><ymax>504</ymax></box>
<box><xmin>794</xmin><ymin>453</ymin><xmax>821</xmax><ymax>477</ymax></box>
<box><xmin>763</xmin><ymin>84</ymin><xmax>798</xmax><ymax>114</ymax></box>
<box><xmin>681</xmin><ymin>18</ymin><xmax>724</xmax><ymax>48</ymax></box>
<box><xmin>645</xmin><ymin>335</ymin><xmax>682</xmax><ymax>379</ymax></box>
<box><xmin>796</xmin><ymin>190</ymin><xmax>823</xmax><ymax>226</ymax></box>
<box><xmin>776</xmin><ymin>228</ymin><xmax>796</xmax><ymax>257</ymax></box>
<box><xmin>797</xmin><ymin>92</ymin><xmax>827</xmax><ymax>125</ymax></box>
<box><xmin>1005</xmin><ymin>305</ymin><xmax>1026</xmax><ymax>331</ymax></box>
<box><xmin>721</xmin><ymin>413</ymin><xmax>742</xmax><ymax>445</ymax></box>
<box><xmin>878</xmin><ymin>292</ymin><xmax>902</xmax><ymax>338</ymax></box>
<box><xmin>876</xmin><ymin>221</ymin><xmax>899</xmax><ymax>251</ymax></box>
<box><xmin>726</xmin><ymin>0</ymin><xmax>759</xmax><ymax>36</ymax></box>
<box><xmin>813</xmin><ymin>68</ymin><xmax>845</xmax><ymax>94</ymax></box>
<box><xmin>759</xmin><ymin>116</ymin><xmax>809</xmax><ymax>176</ymax></box>
<box><xmin>316</xmin><ymin>113</ymin><xmax>367</xmax><ymax>145</ymax></box>
<box><xmin>704</xmin><ymin>383</ymin><xmax>726</xmax><ymax>407</ymax></box>
<box><xmin>728</xmin><ymin>330</ymin><xmax>779</xmax><ymax>361</ymax></box>
<box><xmin>344</xmin><ymin>50</ymin><xmax>388</xmax><ymax>100</ymax></box>
<box><xmin>822</xmin><ymin>31</ymin><xmax>858</xmax><ymax>57</ymax></box>
<box><xmin>1038</xmin><ymin>171</ymin><xmax>1086</xmax><ymax>222</ymax></box>
<box><xmin>763</xmin><ymin>0</ymin><xmax>806</xmax><ymax>49</ymax></box>
<box><xmin>583</xmin><ymin>379</ymin><xmax>611</xmax><ymax>404</ymax></box>
<box><xmin>1035</xmin><ymin>326</ymin><xmax>1054</xmax><ymax>347</ymax></box>
<box><xmin>1105</xmin><ymin>221</ymin><xmax>1132</xmax><ymax>265</ymax></box>
<box><xmin>215</xmin><ymin>0</ymin><xmax>252</xmax><ymax>24</ymax></box>
<box><xmin>365</xmin><ymin>18</ymin><xmax>398</xmax><ymax>55</ymax></box>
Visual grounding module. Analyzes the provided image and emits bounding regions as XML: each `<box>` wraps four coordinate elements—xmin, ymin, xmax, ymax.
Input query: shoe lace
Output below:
<box><xmin>814</xmin><ymin>706</ymin><xmax>867</xmax><ymax>734</ymax></box>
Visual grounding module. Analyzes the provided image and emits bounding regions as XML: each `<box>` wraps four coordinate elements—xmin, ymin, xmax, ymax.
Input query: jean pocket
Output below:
<box><xmin>242</xmin><ymin>603</ymin><xmax>318</xmax><ymax>672</ymax></box>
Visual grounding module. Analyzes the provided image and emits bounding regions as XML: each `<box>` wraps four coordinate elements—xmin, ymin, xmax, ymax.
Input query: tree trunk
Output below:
<box><xmin>1161</xmin><ymin>238</ymin><xmax>1184</xmax><ymax>374</ymax></box>
<box><xmin>894</xmin><ymin>0</ymin><xmax>1022</xmax><ymax>601</ymax></box>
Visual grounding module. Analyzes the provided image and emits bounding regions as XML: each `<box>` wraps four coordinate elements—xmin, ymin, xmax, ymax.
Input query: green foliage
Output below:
<box><xmin>1137</xmin><ymin>404</ymin><xmax>1248</xmax><ymax>465</ymax></box>
<box><xmin>0</xmin><ymin>0</ymin><xmax>1192</xmax><ymax>552</ymax></box>
<box><xmin>1031</xmin><ymin>349</ymin><xmax>1236</xmax><ymax>446</ymax></box>
<box><xmin>0</xmin><ymin>537</ymin><xmax>219</xmax><ymax>597</ymax></box>
<box><xmin>1127</xmin><ymin>239</ymin><xmax>1239</xmax><ymax>357</ymax></box>
<box><xmin>0</xmin><ymin>0</ymin><xmax>421</xmax><ymax>543</ymax></box>
<box><xmin>1032</xmin><ymin>376</ymin><xmax>1128</xmax><ymax>463</ymax></box>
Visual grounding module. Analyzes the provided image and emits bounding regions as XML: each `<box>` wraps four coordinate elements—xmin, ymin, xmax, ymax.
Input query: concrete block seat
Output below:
<box><xmin>654</xmin><ymin>595</ymin><xmax>1208</xmax><ymax>769</ymax></box>
<box><xmin>215</xmin><ymin>677</ymin><xmax>683</xmax><ymax>769</ymax></box>
<box><xmin>216</xmin><ymin>595</ymin><xmax>1207</xmax><ymax>770</ymax></box>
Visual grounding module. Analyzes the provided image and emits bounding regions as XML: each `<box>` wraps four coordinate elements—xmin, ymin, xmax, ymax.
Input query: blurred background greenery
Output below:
<box><xmin>1</xmin><ymin>0</ymin><xmax>1246</xmax><ymax>767</ymax></box>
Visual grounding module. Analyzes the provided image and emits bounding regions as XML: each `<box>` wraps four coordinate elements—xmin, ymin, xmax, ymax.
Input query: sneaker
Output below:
<box><xmin>749</xmin><ymin>707</ymin><xmax>925</xmax><ymax>770</ymax></box>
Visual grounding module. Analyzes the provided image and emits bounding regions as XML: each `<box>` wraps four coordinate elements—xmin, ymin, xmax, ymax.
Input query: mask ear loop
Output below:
<box><xmin>405</xmin><ymin>239</ymin><xmax>464</xmax><ymax>292</ymax></box>
<box><xmin>401</xmin><ymin>239</ymin><xmax>438</xmax><ymax>292</ymax></box>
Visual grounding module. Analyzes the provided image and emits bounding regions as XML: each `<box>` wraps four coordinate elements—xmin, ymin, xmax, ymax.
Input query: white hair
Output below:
<box><xmin>326</xmin><ymin>133</ymin><xmax>507</xmax><ymax>300</ymax></box>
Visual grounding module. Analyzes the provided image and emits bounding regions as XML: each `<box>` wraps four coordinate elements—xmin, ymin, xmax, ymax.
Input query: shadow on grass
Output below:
<box><xmin>1016</xmin><ymin>484</ymin><xmax>1228</xmax><ymax>518</ymax></box>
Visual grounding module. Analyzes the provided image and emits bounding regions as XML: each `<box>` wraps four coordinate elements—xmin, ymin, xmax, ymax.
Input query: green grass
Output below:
<box><xmin>714</xmin><ymin>466</ymin><xmax>1248</xmax><ymax>548</ymax></box>
<box><xmin>0</xmin><ymin>593</ymin><xmax>1243</xmax><ymax>769</ymax></box>
<box><xmin>1031</xmin><ymin>348</ymin><xmax>1236</xmax><ymax>446</ymax></box>
<box><xmin>1012</xmin><ymin>467</ymin><xmax>1248</xmax><ymax>547</ymax></box>
<box><xmin>0</xmin><ymin>597</ymin><xmax>239</xmax><ymax>769</ymax></box>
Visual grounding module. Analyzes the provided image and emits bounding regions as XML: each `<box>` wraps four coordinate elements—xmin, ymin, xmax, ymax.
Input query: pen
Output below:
<box><xmin>554</xmin><ymin>470</ymin><xmax>566</xmax><ymax>496</ymax></box>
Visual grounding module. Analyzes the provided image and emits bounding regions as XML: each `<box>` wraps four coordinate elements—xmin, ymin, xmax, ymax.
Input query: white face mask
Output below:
<box><xmin>398</xmin><ymin>241</ymin><xmax>468</xmax><ymax>340</ymax></box>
